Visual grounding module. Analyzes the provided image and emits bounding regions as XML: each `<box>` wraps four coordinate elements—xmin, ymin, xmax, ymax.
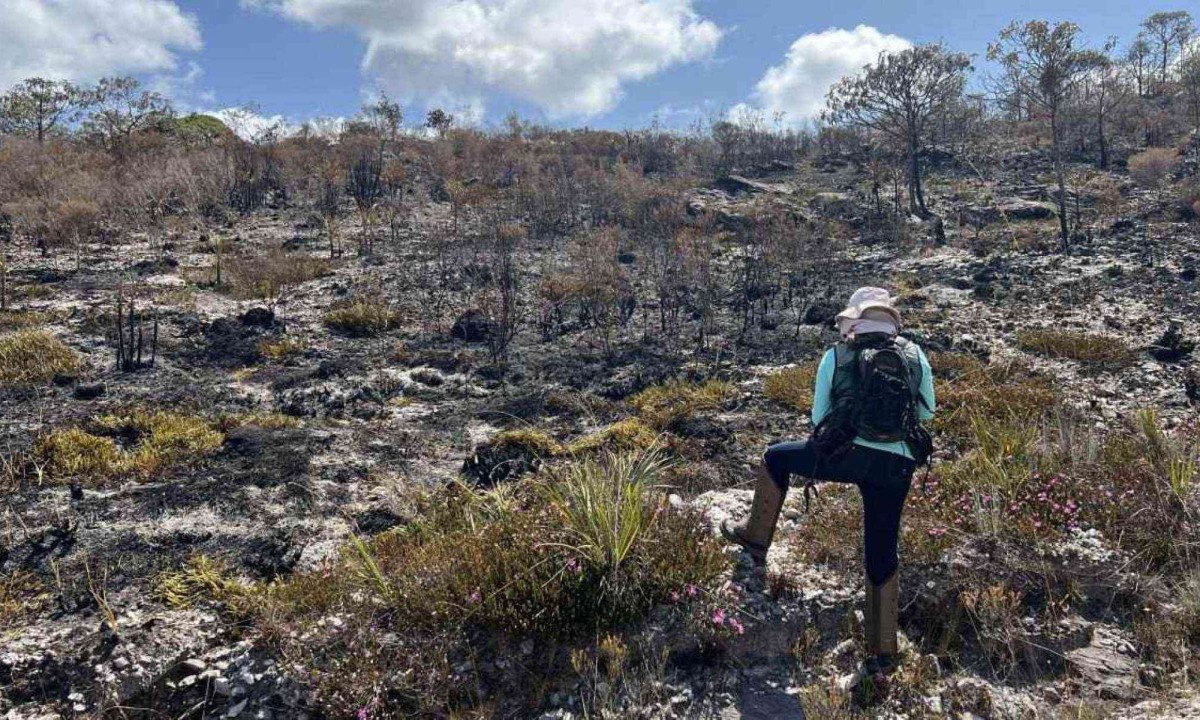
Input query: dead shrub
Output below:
<box><xmin>1127</xmin><ymin>147</ymin><xmax>1181</xmax><ymax>188</ymax></box>
<box><xmin>227</xmin><ymin>250</ymin><xmax>331</xmax><ymax>310</ymax></box>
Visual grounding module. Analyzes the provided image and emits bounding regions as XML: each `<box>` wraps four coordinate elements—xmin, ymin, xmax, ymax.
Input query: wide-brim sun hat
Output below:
<box><xmin>835</xmin><ymin>286</ymin><xmax>902</xmax><ymax>327</ymax></box>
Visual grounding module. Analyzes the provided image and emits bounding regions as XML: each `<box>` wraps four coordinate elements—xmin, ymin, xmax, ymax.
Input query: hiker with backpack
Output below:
<box><xmin>722</xmin><ymin>287</ymin><xmax>936</xmax><ymax>680</ymax></box>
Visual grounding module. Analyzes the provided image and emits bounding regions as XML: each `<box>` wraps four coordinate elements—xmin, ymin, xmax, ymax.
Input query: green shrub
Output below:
<box><xmin>323</xmin><ymin>299</ymin><xmax>403</xmax><ymax>337</ymax></box>
<box><xmin>1016</xmin><ymin>329</ymin><xmax>1135</xmax><ymax>366</ymax></box>
<box><xmin>256</xmin><ymin>451</ymin><xmax>727</xmax><ymax>716</ymax></box>
<box><xmin>0</xmin><ymin>330</ymin><xmax>80</xmax><ymax>386</ymax></box>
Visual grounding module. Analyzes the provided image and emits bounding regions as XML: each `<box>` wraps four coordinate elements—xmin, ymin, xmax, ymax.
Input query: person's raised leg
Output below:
<box><xmin>721</xmin><ymin>440</ymin><xmax>821</xmax><ymax>562</ymax></box>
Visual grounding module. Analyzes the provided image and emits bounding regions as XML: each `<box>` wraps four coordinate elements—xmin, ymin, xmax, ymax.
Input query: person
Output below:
<box><xmin>722</xmin><ymin>286</ymin><xmax>936</xmax><ymax>678</ymax></box>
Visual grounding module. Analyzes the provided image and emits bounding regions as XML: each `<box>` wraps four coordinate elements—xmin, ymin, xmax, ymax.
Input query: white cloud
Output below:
<box><xmin>736</xmin><ymin>25</ymin><xmax>911</xmax><ymax>126</ymax></box>
<box><xmin>0</xmin><ymin>0</ymin><xmax>202</xmax><ymax>90</ymax></box>
<box><xmin>252</xmin><ymin>0</ymin><xmax>723</xmax><ymax>118</ymax></box>
<box><xmin>205</xmin><ymin>107</ymin><xmax>299</xmax><ymax>141</ymax></box>
<box><xmin>204</xmin><ymin>107</ymin><xmax>357</xmax><ymax>141</ymax></box>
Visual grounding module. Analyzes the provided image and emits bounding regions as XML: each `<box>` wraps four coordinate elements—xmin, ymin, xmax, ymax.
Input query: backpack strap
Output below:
<box><xmin>831</xmin><ymin>342</ymin><xmax>858</xmax><ymax>401</ymax></box>
<box><xmin>893</xmin><ymin>337</ymin><xmax>931</xmax><ymax>410</ymax></box>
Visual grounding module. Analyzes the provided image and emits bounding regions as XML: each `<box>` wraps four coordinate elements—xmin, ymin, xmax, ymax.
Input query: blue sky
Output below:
<box><xmin>0</xmin><ymin>0</ymin><xmax>1182</xmax><ymax>132</ymax></box>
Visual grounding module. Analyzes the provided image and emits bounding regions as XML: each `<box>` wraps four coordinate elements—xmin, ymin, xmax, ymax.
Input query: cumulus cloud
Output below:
<box><xmin>735</xmin><ymin>25</ymin><xmax>911</xmax><ymax>126</ymax></box>
<box><xmin>0</xmin><ymin>0</ymin><xmax>202</xmax><ymax>90</ymax></box>
<box><xmin>204</xmin><ymin>107</ymin><xmax>354</xmax><ymax>141</ymax></box>
<box><xmin>205</xmin><ymin>107</ymin><xmax>299</xmax><ymax>141</ymax></box>
<box><xmin>251</xmin><ymin>0</ymin><xmax>723</xmax><ymax>118</ymax></box>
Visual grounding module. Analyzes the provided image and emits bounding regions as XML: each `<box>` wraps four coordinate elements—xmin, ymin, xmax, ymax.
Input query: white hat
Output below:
<box><xmin>835</xmin><ymin>287</ymin><xmax>902</xmax><ymax>327</ymax></box>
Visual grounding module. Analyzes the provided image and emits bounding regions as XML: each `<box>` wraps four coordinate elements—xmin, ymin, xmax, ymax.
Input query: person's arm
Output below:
<box><xmin>810</xmin><ymin>349</ymin><xmax>836</xmax><ymax>428</ymax></box>
<box><xmin>916</xmin><ymin>347</ymin><xmax>936</xmax><ymax>422</ymax></box>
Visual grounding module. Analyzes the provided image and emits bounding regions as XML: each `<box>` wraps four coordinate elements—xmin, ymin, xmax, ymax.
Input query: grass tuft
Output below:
<box><xmin>258</xmin><ymin>336</ymin><xmax>307</xmax><ymax>361</ymax></box>
<box><xmin>762</xmin><ymin>363</ymin><xmax>819</xmax><ymax>413</ymax></box>
<box><xmin>156</xmin><ymin>555</ymin><xmax>256</xmax><ymax>613</ymax></box>
<box><xmin>34</xmin><ymin>410</ymin><xmax>225</xmax><ymax>485</ymax></box>
<box><xmin>0</xmin><ymin>310</ymin><xmax>48</xmax><ymax>332</ymax></box>
<box><xmin>323</xmin><ymin>298</ymin><xmax>403</xmax><ymax>337</ymax></box>
<box><xmin>0</xmin><ymin>330</ymin><xmax>80</xmax><ymax>386</ymax></box>
<box><xmin>568</xmin><ymin>418</ymin><xmax>661</xmax><ymax>455</ymax></box>
<box><xmin>1016</xmin><ymin>328</ymin><xmax>1135</xmax><ymax>366</ymax></box>
<box><xmin>630</xmin><ymin>379</ymin><xmax>736</xmax><ymax>430</ymax></box>
<box><xmin>0</xmin><ymin>570</ymin><xmax>52</xmax><ymax>629</ymax></box>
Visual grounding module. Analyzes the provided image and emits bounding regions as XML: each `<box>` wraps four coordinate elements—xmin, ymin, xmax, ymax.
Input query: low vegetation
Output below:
<box><xmin>762</xmin><ymin>363</ymin><xmax>819</xmax><ymax>413</ymax></box>
<box><xmin>928</xmin><ymin>352</ymin><xmax>1058</xmax><ymax>443</ymax></box>
<box><xmin>227</xmin><ymin>250</ymin><xmax>331</xmax><ymax>308</ymax></box>
<box><xmin>0</xmin><ymin>330</ymin><xmax>80</xmax><ymax>386</ymax></box>
<box><xmin>33</xmin><ymin>410</ymin><xmax>225</xmax><ymax>485</ymax></box>
<box><xmin>323</xmin><ymin>297</ymin><xmax>403</xmax><ymax>337</ymax></box>
<box><xmin>1016</xmin><ymin>328</ymin><xmax>1136</xmax><ymax>366</ymax></box>
<box><xmin>251</xmin><ymin>451</ymin><xmax>727</xmax><ymax>715</ymax></box>
<box><xmin>630</xmin><ymin>379</ymin><xmax>736</xmax><ymax>430</ymax></box>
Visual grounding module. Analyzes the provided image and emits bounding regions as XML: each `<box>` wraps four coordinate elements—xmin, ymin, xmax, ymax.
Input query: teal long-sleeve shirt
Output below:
<box><xmin>809</xmin><ymin>344</ymin><xmax>937</xmax><ymax>461</ymax></box>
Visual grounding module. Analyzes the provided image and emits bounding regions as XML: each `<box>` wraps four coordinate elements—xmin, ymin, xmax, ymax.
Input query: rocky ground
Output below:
<box><xmin>1</xmin><ymin>145</ymin><xmax>1198</xmax><ymax>719</ymax></box>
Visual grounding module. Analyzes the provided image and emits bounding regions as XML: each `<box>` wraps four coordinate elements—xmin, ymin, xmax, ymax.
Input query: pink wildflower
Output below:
<box><xmin>712</xmin><ymin>608</ymin><xmax>726</xmax><ymax>626</ymax></box>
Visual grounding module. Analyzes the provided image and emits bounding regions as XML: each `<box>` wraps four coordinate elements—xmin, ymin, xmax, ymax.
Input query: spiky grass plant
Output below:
<box><xmin>547</xmin><ymin>451</ymin><xmax>669</xmax><ymax>573</ymax></box>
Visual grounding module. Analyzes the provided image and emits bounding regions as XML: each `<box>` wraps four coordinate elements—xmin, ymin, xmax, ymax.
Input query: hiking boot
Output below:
<box><xmin>864</xmin><ymin>570</ymin><xmax>900</xmax><ymax>666</ymax></box>
<box><xmin>720</xmin><ymin>465</ymin><xmax>786</xmax><ymax>563</ymax></box>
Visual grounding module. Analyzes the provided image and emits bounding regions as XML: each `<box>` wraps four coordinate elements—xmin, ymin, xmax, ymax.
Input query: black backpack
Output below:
<box><xmin>812</xmin><ymin>335</ymin><xmax>932</xmax><ymax>463</ymax></box>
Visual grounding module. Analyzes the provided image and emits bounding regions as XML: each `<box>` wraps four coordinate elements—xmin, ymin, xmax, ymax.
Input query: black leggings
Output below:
<box><xmin>763</xmin><ymin>439</ymin><xmax>915</xmax><ymax>585</ymax></box>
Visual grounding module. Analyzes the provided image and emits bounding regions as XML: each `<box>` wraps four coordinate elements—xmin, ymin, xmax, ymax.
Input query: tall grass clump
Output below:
<box><xmin>547</xmin><ymin>451</ymin><xmax>668</xmax><ymax>573</ymax></box>
<box><xmin>255</xmin><ymin>450</ymin><xmax>727</xmax><ymax>716</ymax></box>
<box><xmin>0</xmin><ymin>330</ymin><xmax>80</xmax><ymax>386</ymax></box>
